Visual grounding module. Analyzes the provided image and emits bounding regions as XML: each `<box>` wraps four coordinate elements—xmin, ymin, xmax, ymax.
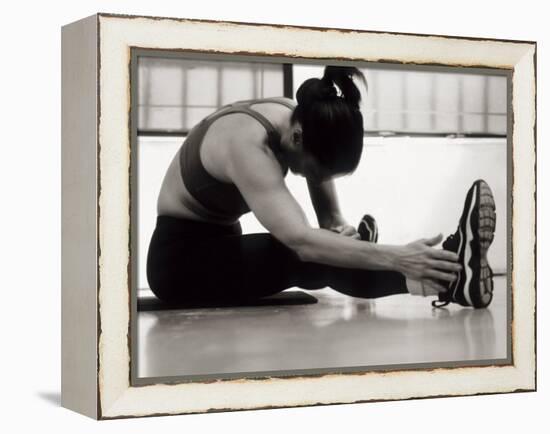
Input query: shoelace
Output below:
<box><xmin>482</xmin><ymin>265</ymin><xmax>495</xmax><ymax>300</ymax></box>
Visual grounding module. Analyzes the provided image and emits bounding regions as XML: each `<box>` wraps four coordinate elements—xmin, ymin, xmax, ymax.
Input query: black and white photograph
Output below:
<box><xmin>2</xmin><ymin>0</ymin><xmax>543</xmax><ymax>427</ymax></box>
<box><xmin>131</xmin><ymin>52</ymin><xmax>510</xmax><ymax>382</ymax></box>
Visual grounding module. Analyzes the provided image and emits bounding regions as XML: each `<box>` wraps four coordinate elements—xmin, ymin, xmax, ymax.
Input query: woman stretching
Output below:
<box><xmin>147</xmin><ymin>66</ymin><xmax>496</xmax><ymax>309</ymax></box>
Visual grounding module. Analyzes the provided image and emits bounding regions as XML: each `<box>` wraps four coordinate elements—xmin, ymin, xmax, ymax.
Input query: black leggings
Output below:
<box><xmin>146</xmin><ymin>215</ymin><xmax>408</xmax><ymax>304</ymax></box>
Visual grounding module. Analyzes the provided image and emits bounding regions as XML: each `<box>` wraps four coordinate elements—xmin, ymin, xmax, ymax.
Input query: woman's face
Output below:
<box><xmin>284</xmin><ymin>123</ymin><xmax>337</xmax><ymax>183</ymax></box>
<box><xmin>287</xmin><ymin>147</ymin><xmax>337</xmax><ymax>183</ymax></box>
<box><xmin>291</xmin><ymin>152</ymin><xmax>332</xmax><ymax>182</ymax></box>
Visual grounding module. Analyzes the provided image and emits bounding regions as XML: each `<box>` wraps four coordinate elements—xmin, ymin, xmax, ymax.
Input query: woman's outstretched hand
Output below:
<box><xmin>329</xmin><ymin>223</ymin><xmax>361</xmax><ymax>239</ymax></box>
<box><xmin>394</xmin><ymin>234</ymin><xmax>462</xmax><ymax>291</ymax></box>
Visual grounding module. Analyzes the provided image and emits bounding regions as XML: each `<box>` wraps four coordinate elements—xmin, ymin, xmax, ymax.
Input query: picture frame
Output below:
<box><xmin>61</xmin><ymin>12</ymin><xmax>536</xmax><ymax>420</ymax></box>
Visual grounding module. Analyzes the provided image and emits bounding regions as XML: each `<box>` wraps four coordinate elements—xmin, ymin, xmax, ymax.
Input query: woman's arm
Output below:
<box><xmin>307</xmin><ymin>177</ymin><xmax>359</xmax><ymax>238</ymax></box>
<box><xmin>307</xmin><ymin>177</ymin><xmax>344</xmax><ymax>228</ymax></box>
<box><xmin>226</xmin><ymin>136</ymin><xmax>460</xmax><ymax>282</ymax></box>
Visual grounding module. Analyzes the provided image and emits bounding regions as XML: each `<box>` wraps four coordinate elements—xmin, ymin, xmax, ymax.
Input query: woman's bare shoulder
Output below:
<box><xmin>227</xmin><ymin>122</ymin><xmax>284</xmax><ymax>168</ymax></box>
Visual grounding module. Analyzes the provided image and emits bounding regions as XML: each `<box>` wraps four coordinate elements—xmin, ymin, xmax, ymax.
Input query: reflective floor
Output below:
<box><xmin>136</xmin><ymin>276</ymin><xmax>508</xmax><ymax>379</ymax></box>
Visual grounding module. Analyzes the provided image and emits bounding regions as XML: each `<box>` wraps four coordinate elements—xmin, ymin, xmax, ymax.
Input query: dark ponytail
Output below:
<box><xmin>321</xmin><ymin>66</ymin><xmax>366</xmax><ymax>109</ymax></box>
<box><xmin>292</xmin><ymin>65</ymin><xmax>367</xmax><ymax>176</ymax></box>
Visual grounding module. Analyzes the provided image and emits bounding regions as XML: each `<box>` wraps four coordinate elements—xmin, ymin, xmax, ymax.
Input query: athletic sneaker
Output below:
<box><xmin>358</xmin><ymin>214</ymin><xmax>379</xmax><ymax>243</ymax></box>
<box><xmin>432</xmin><ymin>180</ymin><xmax>497</xmax><ymax>309</ymax></box>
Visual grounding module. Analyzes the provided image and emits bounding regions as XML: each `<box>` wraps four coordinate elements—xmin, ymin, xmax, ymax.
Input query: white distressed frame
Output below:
<box><xmin>62</xmin><ymin>13</ymin><xmax>536</xmax><ymax>420</ymax></box>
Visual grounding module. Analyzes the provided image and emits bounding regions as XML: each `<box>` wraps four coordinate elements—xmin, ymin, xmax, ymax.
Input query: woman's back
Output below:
<box><xmin>157</xmin><ymin>97</ymin><xmax>296</xmax><ymax>224</ymax></box>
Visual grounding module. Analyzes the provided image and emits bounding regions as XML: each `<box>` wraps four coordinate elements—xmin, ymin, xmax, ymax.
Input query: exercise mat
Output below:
<box><xmin>137</xmin><ymin>290</ymin><xmax>318</xmax><ymax>311</ymax></box>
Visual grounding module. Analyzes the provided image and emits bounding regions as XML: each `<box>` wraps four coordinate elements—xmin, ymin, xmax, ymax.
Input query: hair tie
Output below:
<box><xmin>319</xmin><ymin>83</ymin><xmax>337</xmax><ymax>101</ymax></box>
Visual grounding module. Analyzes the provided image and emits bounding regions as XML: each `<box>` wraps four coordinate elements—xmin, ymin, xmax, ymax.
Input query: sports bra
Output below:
<box><xmin>178</xmin><ymin>97</ymin><xmax>296</xmax><ymax>224</ymax></box>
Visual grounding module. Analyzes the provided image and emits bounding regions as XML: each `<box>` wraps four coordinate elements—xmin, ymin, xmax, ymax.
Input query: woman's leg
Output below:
<box><xmin>199</xmin><ymin>232</ymin><xmax>409</xmax><ymax>300</ymax></box>
<box><xmin>146</xmin><ymin>218</ymin><xmax>300</xmax><ymax>303</ymax></box>
<box><xmin>146</xmin><ymin>216</ymin><xmax>408</xmax><ymax>303</ymax></box>
<box><xmin>311</xmin><ymin>261</ymin><xmax>408</xmax><ymax>299</ymax></box>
